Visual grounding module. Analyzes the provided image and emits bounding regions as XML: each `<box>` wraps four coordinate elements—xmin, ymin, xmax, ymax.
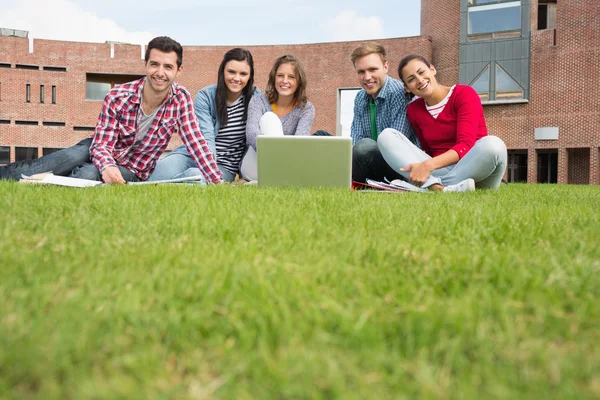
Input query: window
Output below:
<box><xmin>0</xmin><ymin>146</ymin><xmax>9</xmax><ymax>165</ymax></box>
<box><xmin>15</xmin><ymin>147</ymin><xmax>38</xmax><ymax>162</ymax></box>
<box><xmin>15</xmin><ymin>64</ymin><xmax>39</xmax><ymax>70</ymax></box>
<box><xmin>43</xmin><ymin>66</ymin><xmax>67</xmax><ymax>72</ymax></box>
<box><xmin>538</xmin><ymin>0</ymin><xmax>557</xmax><ymax>30</ymax></box>
<box><xmin>43</xmin><ymin>148</ymin><xmax>63</xmax><ymax>156</ymax></box>
<box><xmin>507</xmin><ymin>150</ymin><xmax>528</xmax><ymax>182</ymax></box>
<box><xmin>40</xmin><ymin>84</ymin><xmax>45</xmax><ymax>103</ymax></box>
<box><xmin>469</xmin><ymin>63</ymin><xmax>524</xmax><ymax>102</ymax></box>
<box><xmin>73</xmin><ymin>126</ymin><xmax>96</xmax><ymax>131</ymax></box>
<box><xmin>495</xmin><ymin>64</ymin><xmax>523</xmax><ymax>99</ymax></box>
<box><xmin>86</xmin><ymin>73</ymin><xmax>143</xmax><ymax>100</ymax></box>
<box><xmin>26</xmin><ymin>84</ymin><xmax>31</xmax><ymax>103</ymax></box>
<box><xmin>337</xmin><ymin>88</ymin><xmax>361</xmax><ymax>137</ymax></box>
<box><xmin>470</xmin><ymin>64</ymin><xmax>490</xmax><ymax>101</ymax></box>
<box><xmin>468</xmin><ymin>0</ymin><xmax>521</xmax><ymax>40</ymax></box>
<box><xmin>52</xmin><ymin>85</ymin><xmax>56</xmax><ymax>104</ymax></box>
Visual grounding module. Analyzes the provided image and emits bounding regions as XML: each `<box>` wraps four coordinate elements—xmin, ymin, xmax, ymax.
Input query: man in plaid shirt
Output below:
<box><xmin>0</xmin><ymin>36</ymin><xmax>222</xmax><ymax>185</ymax></box>
<box><xmin>350</xmin><ymin>43</ymin><xmax>419</xmax><ymax>183</ymax></box>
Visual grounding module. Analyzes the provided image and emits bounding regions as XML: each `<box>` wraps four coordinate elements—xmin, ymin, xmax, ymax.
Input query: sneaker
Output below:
<box><xmin>443</xmin><ymin>178</ymin><xmax>475</xmax><ymax>192</ymax></box>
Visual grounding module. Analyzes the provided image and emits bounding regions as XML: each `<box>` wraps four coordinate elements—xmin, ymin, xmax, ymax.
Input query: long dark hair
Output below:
<box><xmin>215</xmin><ymin>48</ymin><xmax>255</xmax><ymax>127</ymax></box>
<box><xmin>265</xmin><ymin>55</ymin><xmax>308</xmax><ymax>108</ymax></box>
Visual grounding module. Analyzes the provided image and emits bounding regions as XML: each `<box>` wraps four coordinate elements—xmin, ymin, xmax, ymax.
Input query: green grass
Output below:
<box><xmin>0</xmin><ymin>182</ymin><xmax>598</xmax><ymax>399</ymax></box>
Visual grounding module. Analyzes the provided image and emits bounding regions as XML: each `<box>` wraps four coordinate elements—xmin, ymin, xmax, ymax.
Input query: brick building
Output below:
<box><xmin>0</xmin><ymin>0</ymin><xmax>598</xmax><ymax>184</ymax></box>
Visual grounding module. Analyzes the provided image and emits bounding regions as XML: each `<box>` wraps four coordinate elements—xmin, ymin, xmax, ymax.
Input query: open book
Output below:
<box><xmin>352</xmin><ymin>178</ymin><xmax>430</xmax><ymax>193</ymax></box>
<box><xmin>19</xmin><ymin>172</ymin><xmax>206</xmax><ymax>187</ymax></box>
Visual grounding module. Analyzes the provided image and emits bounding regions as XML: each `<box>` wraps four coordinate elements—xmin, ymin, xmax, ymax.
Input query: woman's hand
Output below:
<box><xmin>401</xmin><ymin>160</ymin><xmax>433</xmax><ymax>187</ymax></box>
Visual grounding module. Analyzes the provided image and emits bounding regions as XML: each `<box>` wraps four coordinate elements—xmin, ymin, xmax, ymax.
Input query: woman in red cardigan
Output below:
<box><xmin>378</xmin><ymin>55</ymin><xmax>507</xmax><ymax>192</ymax></box>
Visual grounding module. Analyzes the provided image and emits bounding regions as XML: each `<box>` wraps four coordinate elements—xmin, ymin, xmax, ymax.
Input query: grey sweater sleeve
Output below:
<box><xmin>246</xmin><ymin>94</ymin><xmax>268</xmax><ymax>151</ymax></box>
<box><xmin>293</xmin><ymin>102</ymin><xmax>315</xmax><ymax>136</ymax></box>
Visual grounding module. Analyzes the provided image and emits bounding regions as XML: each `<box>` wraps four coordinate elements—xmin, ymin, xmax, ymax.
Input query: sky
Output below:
<box><xmin>0</xmin><ymin>0</ymin><xmax>421</xmax><ymax>46</ymax></box>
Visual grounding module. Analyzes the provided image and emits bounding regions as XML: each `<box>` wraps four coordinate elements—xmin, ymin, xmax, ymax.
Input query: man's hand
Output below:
<box><xmin>102</xmin><ymin>166</ymin><xmax>126</xmax><ymax>184</ymax></box>
<box><xmin>400</xmin><ymin>161</ymin><xmax>433</xmax><ymax>187</ymax></box>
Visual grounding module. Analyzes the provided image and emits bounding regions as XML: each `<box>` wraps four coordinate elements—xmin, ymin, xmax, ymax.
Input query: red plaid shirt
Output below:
<box><xmin>90</xmin><ymin>78</ymin><xmax>222</xmax><ymax>183</ymax></box>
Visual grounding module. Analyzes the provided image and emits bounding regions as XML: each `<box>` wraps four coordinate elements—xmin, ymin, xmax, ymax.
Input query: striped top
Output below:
<box><xmin>215</xmin><ymin>95</ymin><xmax>247</xmax><ymax>174</ymax></box>
<box><xmin>426</xmin><ymin>85</ymin><xmax>455</xmax><ymax>119</ymax></box>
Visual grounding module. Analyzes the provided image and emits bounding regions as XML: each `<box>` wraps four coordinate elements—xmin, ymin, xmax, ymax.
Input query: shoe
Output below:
<box><xmin>443</xmin><ymin>178</ymin><xmax>475</xmax><ymax>192</ymax></box>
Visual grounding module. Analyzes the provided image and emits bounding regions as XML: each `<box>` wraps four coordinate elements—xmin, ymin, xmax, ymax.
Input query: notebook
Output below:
<box><xmin>257</xmin><ymin>136</ymin><xmax>352</xmax><ymax>188</ymax></box>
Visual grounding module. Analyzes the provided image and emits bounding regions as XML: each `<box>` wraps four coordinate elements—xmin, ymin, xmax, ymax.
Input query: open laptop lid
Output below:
<box><xmin>257</xmin><ymin>136</ymin><xmax>352</xmax><ymax>188</ymax></box>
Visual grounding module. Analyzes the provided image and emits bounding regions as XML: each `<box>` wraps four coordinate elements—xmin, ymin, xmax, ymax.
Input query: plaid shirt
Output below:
<box><xmin>350</xmin><ymin>75</ymin><xmax>419</xmax><ymax>147</ymax></box>
<box><xmin>90</xmin><ymin>78</ymin><xmax>222</xmax><ymax>183</ymax></box>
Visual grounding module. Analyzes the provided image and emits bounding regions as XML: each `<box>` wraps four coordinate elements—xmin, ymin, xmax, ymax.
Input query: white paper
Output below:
<box><xmin>127</xmin><ymin>175</ymin><xmax>206</xmax><ymax>185</ymax></box>
<box><xmin>20</xmin><ymin>173</ymin><xmax>103</xmax><ymax>187</ymax></box>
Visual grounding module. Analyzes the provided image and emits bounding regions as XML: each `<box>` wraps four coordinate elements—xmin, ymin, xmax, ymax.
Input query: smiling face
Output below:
<box><xmin>274</xmin><ymin>63</ymin><xmax>298</xmax><ymax>99</ymax></box>
<box><xmin>144</xmin><ymin>49</ymin><xmax>181</xmax><ymax>95</ymax></box>
<box><xmin>223</xmin><ymin>59</ymin><xmax>251</xmax><ymax>99</ymax></box>
<box><xmin>354</xmin><ymin>53</ymin><xmax>389</xmax><ymax>99</ymax></box>
<box><xmin>401</xmin><ymin>59</ymin><xmax>438</xmax><ymax>99</ymax></box>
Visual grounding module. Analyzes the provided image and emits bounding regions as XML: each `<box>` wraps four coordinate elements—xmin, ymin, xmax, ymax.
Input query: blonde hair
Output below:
<box><xmin>350</xmin><ymin>42</ymin><xmax>387</xmax><ymax>66</ymax></box>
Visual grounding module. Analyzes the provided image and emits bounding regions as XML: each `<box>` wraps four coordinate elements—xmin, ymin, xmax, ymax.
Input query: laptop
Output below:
<box><xmin>257</xmin><ymin>136</ymin><xmax>352</xmax><ymax>188</ymax></box>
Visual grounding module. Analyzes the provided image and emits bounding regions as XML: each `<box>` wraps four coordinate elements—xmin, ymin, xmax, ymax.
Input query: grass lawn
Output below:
<box><xmin>0</xmin><ymin>182</ymin><xmax>598</xmax><ymax>399</ymax></box>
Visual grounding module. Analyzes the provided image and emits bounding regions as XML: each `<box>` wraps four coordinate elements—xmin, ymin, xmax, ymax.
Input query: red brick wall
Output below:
<box><xmin>568</xmin><ymin>148</ymin><xmax>590</xmax><ymax>184</ymax></box>
<box><xmin>420</xmin><ymin>0</ymin><xmax>460</xmax><ymax>85</ymax></box>
<box><xmin>0</xmin><ymin>36</ymin><xmax>432</xmax><ymax>158</ymax></box>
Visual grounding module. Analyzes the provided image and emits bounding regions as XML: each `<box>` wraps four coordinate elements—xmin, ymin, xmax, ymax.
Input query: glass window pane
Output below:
<box><xmin>470</xmin><ymin>65</ymin><xmax>490</xmax><ymax>101</ymax></box>
<box><xmin>0</xmin><ymin>146</ymin><xmax>10</xmax><ymax>165</ymax></box>
<box><xmin>496</xmin><ymin>64</ymin><xmax>523</xmax><ymax>99</ymax></box>
<box><xmin>86</xmin><ymin>81</ymin><xmax>111</xmax><ymax>101</ymax></box>
<box><xmin>43</xmin><ymin>148</ymin><xmax>62</xmax><ymax>156</ymax></box>
<box><xmin>15</xmin><ymin>147</ymin><xmax>38</xmax><ymax>162</ymax></box>
<box><xmin>468</xmin><ymin>2</ymin><xmax>521</xmax><ymax>35</ymax></box>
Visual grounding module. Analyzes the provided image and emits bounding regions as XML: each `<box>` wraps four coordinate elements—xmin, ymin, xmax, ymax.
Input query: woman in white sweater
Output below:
<box><xmin>240</xmin><ymin>54</ymin><xmax>315</xmax><ymax>181</ymax></box>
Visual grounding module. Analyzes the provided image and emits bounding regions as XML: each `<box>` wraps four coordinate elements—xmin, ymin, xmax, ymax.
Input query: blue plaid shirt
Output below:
<box><xmin>350</xmin><ymin>76</ymin><xmax>419</xmax><ymax>147</ymax></box>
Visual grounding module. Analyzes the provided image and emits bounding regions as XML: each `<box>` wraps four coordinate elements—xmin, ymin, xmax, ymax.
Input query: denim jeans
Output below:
<box><xmin>148</xmin><ymin>145</ymin><xmax>236</xmax><ymax>184</ymax></box>
<box><xmin>0</xmin><ymin>138</ymin><xmax>92</xmax><ymax>181</ymax></box>
<box><xmin>352</xmin><ymin>138</ymin><xmax>403</xmax><ymax>183</ymax></box>
<box><xmin>378</xmin><ymin>128</ymin><xmax>507</xmax><ymax>189</ymax></box>
<box><xmin>70</xmin><ymin>163</ymin><xmax>139</xmax><ymax>182</ymax></box>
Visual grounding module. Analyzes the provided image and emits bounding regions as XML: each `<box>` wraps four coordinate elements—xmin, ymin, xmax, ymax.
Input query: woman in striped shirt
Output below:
<box><xmin>377</xmin><ymin>54</ymin><xmax>507</xmax><ymax>192</ymax></box>
<box><xmin>149</xmin><ymin>48</ymin><xmax>257</xmax><ymax>183</ymax></box>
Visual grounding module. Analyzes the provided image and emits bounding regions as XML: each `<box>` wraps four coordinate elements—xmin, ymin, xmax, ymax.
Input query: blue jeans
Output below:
<box><xmin>70</xmin><ymin>163</ymin><xmax>139</xmax><ymax>182</ymax></box>
<box><xmin>378</xmin><ymin>128</ymin><xmax>507</xmax><ymax>189</ymax></box>
<box><xmin>352</xmin><ymin>138</ymin><xmax>403</xmax><ymax>183</ymax></box>
<box><xmin>148</xmin><ymin>145</ymin><xmax>236</xmax><ymax>183</ymax></box>
<box><xmin>0</xmin><ymin>138</ymin><xmax>92</xmax><ymax>181</ymax></box>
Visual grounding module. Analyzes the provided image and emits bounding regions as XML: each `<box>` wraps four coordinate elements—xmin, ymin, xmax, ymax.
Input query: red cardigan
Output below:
<box><xmin>407</xmin><ymin>84</ymin><xmax>488</xmax><ymax>159</ymax></box>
